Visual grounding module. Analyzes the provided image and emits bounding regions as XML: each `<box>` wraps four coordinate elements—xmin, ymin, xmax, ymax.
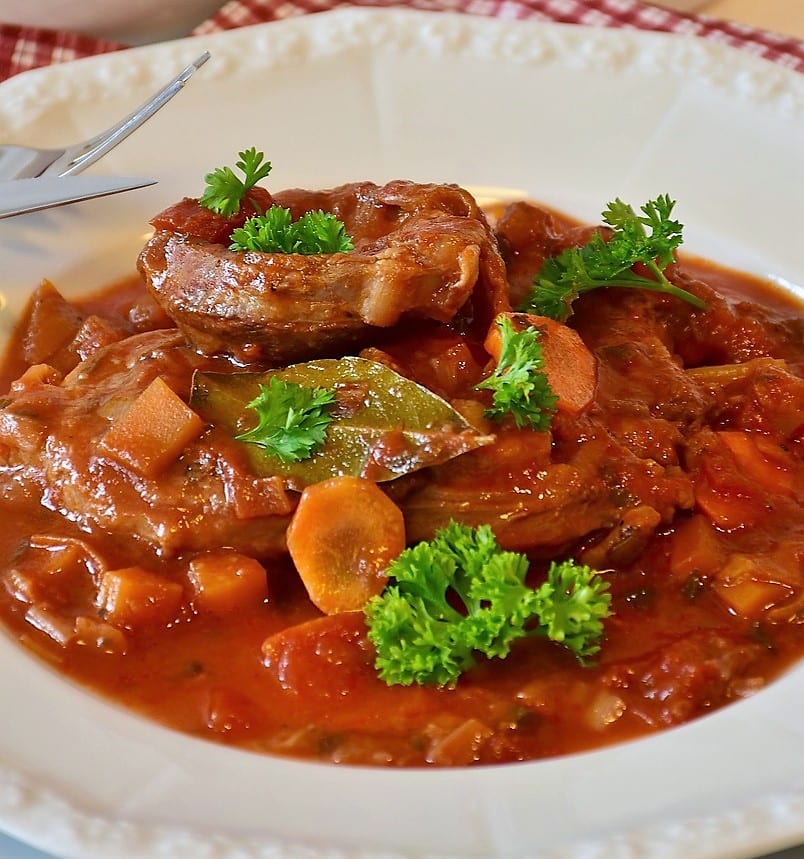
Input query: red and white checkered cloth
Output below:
<box><xmin>1</xmin><ymin>0</ymin><xmax>803</xmax><ymax>82</ymax></box>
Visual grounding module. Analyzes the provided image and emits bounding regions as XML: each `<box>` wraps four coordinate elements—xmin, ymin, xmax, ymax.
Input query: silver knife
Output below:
<box><xmin>0</xmin><ymin>175</ymin><xmax>156</xmax><ymax>219</ymax></box>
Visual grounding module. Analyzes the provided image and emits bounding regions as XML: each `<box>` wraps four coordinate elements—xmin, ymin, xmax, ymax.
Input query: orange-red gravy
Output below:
<box><xmin>0</xmin><ymin>217</ymin><xmax>802</xmax><ymax>767</ymax></box>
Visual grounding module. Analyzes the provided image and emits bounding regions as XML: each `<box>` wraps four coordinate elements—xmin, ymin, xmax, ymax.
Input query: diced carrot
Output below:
<box><xmin>286</xmin><ymin>476</ymin><xmax>406</xmax><ymax>615</ymax></box>
<box><xmin>97</xmin><ymin>566</ymin><xmax>184</xmax><ymax>629</ymax></box>
<box><xmin>669</xmin><ymin>515</ymin><xmax>724</xmax><ymax>579</ymax></box>
<box><xmin>188</xmin><ymin>551</ymin><xmax>268</xmax><ymax>614</ymax></box>
<box><xmin>712</xmin><ymin>554</ymin><xmax>795</xmax><ymax>621</ymax></box>
<box><xmin>694</xmin><ymin>482</ymin><xmax>762</xmax><ymax>530</ymax></box>
<box><xmin>68</xmin><ymin>314</ymin><xmax>129</xmax><ymax>363</ymax></box>
<box><xmin>484</xmin><ymin>312</ymin><xmax>597</xmax><ymax>415</ymax></box>
<box><xmin>718</xmin><ymin>431</ymin><xmax>794</xmax><ymax>496</ymax></box>
<box><xmin>100</xmin><ymin>376</ymin><xmax>205</xmax><ymax>477</ymax></box>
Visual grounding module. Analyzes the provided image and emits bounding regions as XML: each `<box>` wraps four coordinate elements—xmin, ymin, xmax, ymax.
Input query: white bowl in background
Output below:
<box><xmin>0</xmin><ymin>0</ymin><xmax>226</xmax><ymax>44</ymax></box>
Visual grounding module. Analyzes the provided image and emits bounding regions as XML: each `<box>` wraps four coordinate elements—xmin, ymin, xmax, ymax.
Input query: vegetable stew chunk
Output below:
<box><xmin>286</xmin><ymin>477</ymin><xmax>406</xmax><ymax>615</ymax></box>
<box><xmin>188</xmin><ymin>552</ymin><xmax>269</xmax><ymax>614</ymax></box>
<box><xmin>99</xmin><ymin>376</ymin><xmax>205</xmax><ymax>477</ymax></box>
<box><xmin>97</xmin><ymin>566</ymin><xmax>184</xmax><ymax>629</ymax></box>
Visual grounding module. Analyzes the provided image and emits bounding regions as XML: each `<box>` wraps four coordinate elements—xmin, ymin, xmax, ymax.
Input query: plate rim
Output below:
<box><xmin>0</xmin><ymin>8</ymin><xmax>803</xmax><ymax>859</ymax></box>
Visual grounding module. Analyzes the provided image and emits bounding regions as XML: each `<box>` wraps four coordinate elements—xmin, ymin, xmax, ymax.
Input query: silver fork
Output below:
<box><xmin>0</xmin><ymin>51</ymin><xmax>210</xmax><ymax>181</ymax></box>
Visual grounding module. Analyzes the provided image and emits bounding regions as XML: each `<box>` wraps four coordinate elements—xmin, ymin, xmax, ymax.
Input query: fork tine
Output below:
<box><xmin>44</xmin><ymin>51</ymin><xmax>211</xmax><ymax>178</ymax></box>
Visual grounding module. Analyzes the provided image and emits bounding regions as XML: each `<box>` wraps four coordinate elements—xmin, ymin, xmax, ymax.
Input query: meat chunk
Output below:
<box><xmin>494</xmin><ymin>201</ymin><xmax>602</xmax><ymax>308</ymax></box>
<box><xmin>0</xmin><ymin>331</ymin><xmax>293</xmax><ymax>558</ymax></box>
<box><xmin>138</xmin><ymin>181</ymin><xmax>510</xmax><ymax>364</ymax></box>
<box><xmin>394</xmin><ymin>426</ymin><xmax>694</xmax><ymax>554</ymax></box>
<box><xmin>603</xmin><ymin>630</ymin><xmax>765</xmax><ymax>727</ymax></box>
<box><xmin>150</xmin><ymin>186</ymin><xmax>275</xmax><ymax>245</ymax></box>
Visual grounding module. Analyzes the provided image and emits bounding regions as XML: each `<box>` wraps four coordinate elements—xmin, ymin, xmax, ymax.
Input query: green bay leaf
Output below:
<box><xmin>191</xmin><ymin>356</ymin><xmax>493</xmax><ymax>490</ymax></box>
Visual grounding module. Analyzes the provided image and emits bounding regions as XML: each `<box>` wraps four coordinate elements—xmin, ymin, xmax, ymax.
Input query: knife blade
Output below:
<box><xmin>0</xmin><ymin>175</ymin><xmax>156</xmax><ymax>219</ymax></box>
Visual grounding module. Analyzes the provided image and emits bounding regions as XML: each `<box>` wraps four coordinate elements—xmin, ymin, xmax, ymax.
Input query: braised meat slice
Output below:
<box><xmin>138</xmin><ymin>181</ymin><xmax>510</xmax><ymax>365</ymax></box>
<box><xmin>0</xmin><ymin>331</ymin><xmax>293</xmax><ymax>558</ymax></box>
<box><xmin>395</xmin><ymin>427</ymin><xmax>694</xmax><ymax>555</ymax></box>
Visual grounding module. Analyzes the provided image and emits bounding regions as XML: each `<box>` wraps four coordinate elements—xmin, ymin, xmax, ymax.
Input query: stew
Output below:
<box><xmin>0</xmin><ymin>179</ymin><xmax>802</xmax><ymax>767</ymax></box>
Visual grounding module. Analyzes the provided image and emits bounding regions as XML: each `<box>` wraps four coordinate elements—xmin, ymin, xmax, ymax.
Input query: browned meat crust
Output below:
<box><xmin>138</xmin><ymin>181</ymin><xmax>510</xmax><ymax>364</ymax></box>
<box><xmin>493</xmin><ymin>201</ymin><xmax>602</xmax><ymax>308</ymax></box>
<box><xmin>0</xmin><ymin>331</ymin><xmax>292</xmax><ymax>558</ymax></box>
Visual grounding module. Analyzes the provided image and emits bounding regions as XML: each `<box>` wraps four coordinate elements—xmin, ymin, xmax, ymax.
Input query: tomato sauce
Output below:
<box><xmin>0</xmin><ymin>199</ymin><xmax>802</xmax><ymax>767</ymax></box>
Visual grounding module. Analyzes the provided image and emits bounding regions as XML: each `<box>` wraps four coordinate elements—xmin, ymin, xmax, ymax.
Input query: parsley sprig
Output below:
<box><xmin>523</xmin><ymin>195</ymin><xmax>706</xmax><ymax>321</ymax></box>
<box><xmin>199</xmin><ymin>147</ymin><xmax>273</xmax><ymax>217</ymax></box>
<box><xmin>236</xmin><ymin>377</ymin><xmax>336</xmax><ymax>462</ymax></box>
<box><xmin>365</xmin><ymin>522</ymin><xmax>612</xmax><ymax>687</ymax></box>
<box><xmin>230</xmin><ymin>207</ymin><xmax>354</xmax><ymax>255</ymax></box>
<box><xmin>475</xmin><ymin>316</ymin><xmax>558</xmax><ymax>430</ymax></box>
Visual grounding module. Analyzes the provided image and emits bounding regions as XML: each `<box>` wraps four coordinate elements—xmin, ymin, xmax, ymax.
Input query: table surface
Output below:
<box><xmin>700</xmin><ymin>0</ymin><xmax>804</xmax><ymax>39</ymax></box>
<box><xmin>0</xmin><ymin>2</ymin><xmax>801</xmax><ymax>858</ymax></box>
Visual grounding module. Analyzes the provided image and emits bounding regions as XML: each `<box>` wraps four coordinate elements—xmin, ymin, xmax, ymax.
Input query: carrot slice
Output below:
<box><xmin>286</xmin><ymin>476</ymin><xmax>405</xmax><ymax>615</ymax></box>
<box><xmin>484</xmin><ymin>312</ymin><xmax>597</xmax><ymax>415</ymax></box>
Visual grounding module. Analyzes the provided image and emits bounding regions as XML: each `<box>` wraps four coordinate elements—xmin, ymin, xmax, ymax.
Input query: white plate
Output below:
<box><xmin>0</xmin><ymin>10</ymin><xmax>803</xmax><ymax>859</ymax></box>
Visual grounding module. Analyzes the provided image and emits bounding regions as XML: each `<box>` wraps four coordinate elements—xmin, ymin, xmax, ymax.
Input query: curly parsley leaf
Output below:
<box><xmin>364</xmin><ymin>522</ymin><xmax>612</xmax><ymax>687</ymax></box>
<box><xmin>236</xmin><ymin>376</ymin><xmax>336</xmax><ymax>463</ymax></box>
<box><xmin>475</xmin><ymin>315</ymin><xmax>558</xmax><ymax>430</ymax></box>
<box><xmin>230</xmin><ymin>206</ymin><xmax>296</xmax><ymax>253</ymax></box>
<box><xmin>523</xmin><ymin>195</ymin><xmax>706</xmax><ymax>322</ymax></box>
<box><xmin>532</xmin><ymin>559</ymin><xmax>612</xmax><ymax>661</ymax></box>
<box><xmin>292</xmin><ymin>210</ymin><xmax>355</xmax><ymax>254</ymax></box>
<box><xmin>199</xmin><ymin>147</ymin><xmax>273</xmax><ymax>217</ymax></box>
<box><xmin>230</xmin><ymin>207</ymin><xmax>354</xmax><ymax>255</ymax></box>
